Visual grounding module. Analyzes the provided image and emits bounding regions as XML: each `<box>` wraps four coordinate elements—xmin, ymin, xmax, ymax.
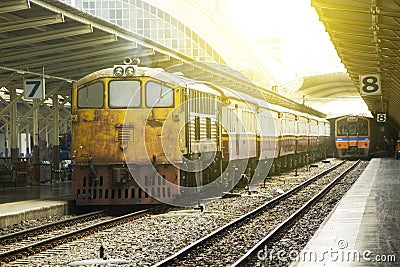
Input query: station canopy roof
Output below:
<box><xmin>0</xmin><ymin>0</ymin><xmax>326</xmax><ymax>119</ymax></box>
<box><xmin>312</xmin><ymin>0</ymin><xmax>400</xmax><ymax>130</ymax></box>
<box><xmin>283</xmin><ymin>72</ymin><xmax>356</xmax><ymax>100</ymax></box>
<box><xmin>0</xmin><ymin>0</ymin><xmax>186</xmax><ymax>97</ymax></box>
<box><xmin>280</xmin><ymin>72</ymin><xmax>371</xmax><ymax>117</ymax></box>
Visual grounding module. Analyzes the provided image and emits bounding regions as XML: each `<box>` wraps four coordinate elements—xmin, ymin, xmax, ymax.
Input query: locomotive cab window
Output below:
<box><xmin>145</xmin><ymin>81</ymin><xmax>173</xmax><ymax>107</ymax></box>
<box><xmin>109</xmin><ymin>80</ymin><xmax>141</xmax><ymax>108</ymax></box>
<box><xmin>77</xmin><ymin>82</ymin><xmax>104</xmax><ymax>108</ymax></box>
<box><xmin>337</xmin><ymin>120</ymin><xmax>348</xmax><ymax>136</ymax></box>
<box><xmin>358</xmin><ymin>120</ymin><xmax>368</xmax><ymax>135</ymax></box>
<box><xmin>348</xmin><ymin>124</ymin><xmax>357</xmax><ymax>135</ymax></box>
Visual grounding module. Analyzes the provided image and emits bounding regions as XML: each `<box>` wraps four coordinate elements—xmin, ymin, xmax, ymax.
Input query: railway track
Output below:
<box><xmin>0</xmin><ymin>206</ymin><xmax>165</xmax><ymax>264</ymax></box>
<box><xmin>0</xmin><ymin>211</ymin><xmax>105</xmax><ymax>248</ymax></box>
<box><xmin>153</xmin><ymin>160</ymin><xmax>360</xmax><ymax>266</ymax></box>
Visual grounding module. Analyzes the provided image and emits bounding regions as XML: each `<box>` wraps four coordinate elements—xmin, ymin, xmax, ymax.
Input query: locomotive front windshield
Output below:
<box><xmin>77</xmin><ymin>79</ymin><xmax>174</xmax><ymax>109</ymax></box>
<box><xmin>145</xmin><ymin>81</ymin><xmax>173</xmax><ymax>107</ymax></box>
<box><xmin>77</xmin><ymin>82</ymin><xmax>104</xmax><ymax>108</ymax></box>
<box><xmin>337</xmin><ymin>118</ymin><xmax>368</xmax><ymax>136</ymax></box>
<box><xmin>109</xmin><ymin>80</ymin><xmax>141</xmax><ymax>108</ymax></box>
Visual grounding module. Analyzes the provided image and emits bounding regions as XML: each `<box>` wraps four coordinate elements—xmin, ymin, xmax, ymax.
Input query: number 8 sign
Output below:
<box><xmin>377</xmin><ymin>113</ymin><xmax>386</xmax><ymax>123</ymax></box>
<box><xmin>360</xmin><ymin>74</ymin><xmax>381</xmax><ymax>96</ymax></box>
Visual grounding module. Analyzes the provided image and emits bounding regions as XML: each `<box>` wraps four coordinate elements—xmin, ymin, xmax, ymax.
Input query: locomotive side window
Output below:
<box><xmin>358</xmin><ymin>120</ymin><xmax>368</xmax><ymax>135</ymax></box>
<box><xmin>228</xmin><ymin>107</ymin><xmax>236</xmax><ymax>132</ymax></box>
<box><xmin>146</xmin><ymin>81</ymin><xmax>173</xmax><ymax>107</ymax></box>
<box><xmin>206</xmin><ymin>117</ymin><xmax>211</xmax><ymax>139</ymax></box>
<box><xmin>77</xmin><ymin>82</ymin><xmax>104</xmax><ymax>108</ymax></box>
<box><xmin>195</xmin><ymin>116</ymin><xmax>200</xmax><ymax>140</ymax></box>
<box><xmin>348</xmin><ymin>124</ymin><xmax>357</xmax><ymax>135</ymax></box>
<box><xmin>337</xmin><ymin>120</ymin><xmax>348</xmax><ymax>136</ymax></box>
<box><xmin>190</xmin><ymin>90</ymin><xmax>196</xmax><ymax>111</ymax></box>
<box><xmin>109</xmin><ymin>80</ymin><xmax>141</xmax><ymax>108</ymax></box>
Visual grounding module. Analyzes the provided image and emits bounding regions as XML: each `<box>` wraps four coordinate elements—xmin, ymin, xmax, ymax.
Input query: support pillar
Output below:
<box><xmin>53</xmin><ymin>93</ymin><xmax>60</xmax><ymax>180</ymax></box>
<box><xmin>25</xmin><ymin>125</ymin><xmax>30</xmax><ymax>156</ymax></box>
<box><xmin>33</xmin><ymin>99</ymin><xmax>39</xmax><ymax>164</ymax></box>
<box><xmin>4</xmin><ymin>124</ymin><xmax>9</xmax><ymax>157</ymax></box>
<box><xmin>10</xmin><ymin>87</ymin><xmax>18</xmax><ymax>163</ymax></box>
<box><xmin>45</xmin><ymin>126</ymin><xmax>48</xmax><ymax>144</ymax></box>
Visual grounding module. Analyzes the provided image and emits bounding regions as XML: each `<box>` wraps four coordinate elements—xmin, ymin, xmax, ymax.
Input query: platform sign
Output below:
<box><xmin>360</xmin><ymin>74</ymin><xmax>381</xmax><ymax>96</ymax></box>
<box><xmin>376</xmin><ymin>113</ymin><xmax>386</xmax><ymax>123</ymax></box>
<box><xmin>24</xmin><ymin>78</ymin><xmax>45</xmax><ymax>99</ymax></box>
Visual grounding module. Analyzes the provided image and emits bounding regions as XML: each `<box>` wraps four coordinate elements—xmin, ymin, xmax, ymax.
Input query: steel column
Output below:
<box><xmin>25</xmin><ymin>124</ymin><xmax>30</xmax><ymax>156</ymax></box>
<box><xmin>10</xmin><ymin>87</ymin><xmax>18</xmax><ymax>162</ymax></box>
<box><xmin>53</xmin><ymin>93</ymin><xmax>60</xmax><ymax>179</ymax></box>
<box><xmin>4</xmin><ymin>124</ymin><xmax>9</xmax><ymax>157</ymax></box>
<box><xmin>33</xmin><ymin>99</ymin><xmax>39</xmax><ymax>164</ymax></box>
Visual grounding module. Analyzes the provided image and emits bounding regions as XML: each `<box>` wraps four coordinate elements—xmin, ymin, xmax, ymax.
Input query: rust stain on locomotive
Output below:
<box><xmin>73</xmin><ymin>109</ymin><xmax>128</xmax><ymax>163</ymax></box>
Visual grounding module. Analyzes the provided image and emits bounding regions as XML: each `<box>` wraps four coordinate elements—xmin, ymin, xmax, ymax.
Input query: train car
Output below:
<box><xmin>265</xmin><ymin>106</ymin><xmax>330</xmax><ymax>171</ymax></box>
<box><xmin>71</xmin><ymin>59</ymin><xmax>330</xmax><ymax>207</ymax></box>
<box><xmin>307</xmin><ymin>115</ymin><xmax>331</xmax><ymax>161</ymax></box>
<box><xmin>278</xmin><ymin>111</ymin><xmax>297</xmax><ymax>168</ymax></box>
<box><xmin>220</xmin><ymin>88</ymin><xmax>258</xmax><ymax>180</ymax></box>
<box><xmin>334</xmin><ymin>115</ymin><xmax>370</xmax><ymax>158</ymax></box>
<box><xmin>317</xmin><ymin>118</ymin><xmax>331</xmax><ymax>157</ymax></box>
<box><xmin>218</xmin><ymin>88</ymin><xmax>279</xmax><ymax>188</ymax></box>
<box><xmin>307</xmin><ymin>117</ymin><xmax>319</xmax><ymax>155</ymax></box>
<box><xmin>296</xmin><ymin>114</ymin><xmax>309</xmax><ymax>162</ymax></box>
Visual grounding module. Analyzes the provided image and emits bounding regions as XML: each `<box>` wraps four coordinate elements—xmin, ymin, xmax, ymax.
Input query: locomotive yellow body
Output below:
<box><xmin>72</xmin><ymin>65</ymin><xmax>222</xmax><ymax>206</ymax></box>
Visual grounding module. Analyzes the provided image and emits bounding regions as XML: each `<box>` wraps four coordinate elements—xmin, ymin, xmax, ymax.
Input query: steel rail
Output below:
<box><xmin>153</xmin><ymin>160</ymin><xmax>347</xmax><ymax>267</ymax></box>
<box><xmin>0</xmin><ymin>210</ymin><xmax>104</xmax><ymax>244</ymax></box>
<box><xmin>231</xmin><ymin>159</ymin><xmax>361</xmax><ymax>266</ymax></box>
<box><xmin>0</xmin><ymin>206</ymin><xmax>165</xmax><ymax>263</ymax></box>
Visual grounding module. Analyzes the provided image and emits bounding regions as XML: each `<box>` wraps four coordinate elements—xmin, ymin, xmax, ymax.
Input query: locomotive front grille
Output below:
<box><xmin>115</xmin><ymin>124</ymin><xmax>134</xmax><ymax>141</ymax></box>
<box><xmin>118</xmin><ymin>128</ymin><xmax>132</xmax><ymax>141</ymax></box>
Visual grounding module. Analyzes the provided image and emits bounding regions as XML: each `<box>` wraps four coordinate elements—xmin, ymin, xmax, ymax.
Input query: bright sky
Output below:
<box><xmin>225</xmin><ymin>0</ymin><xmax>346</xmax><ymax>77</ymax></box>
<box><xmin>225</xmin><ymin>0</ymin><xmax>371</xmax><ymax>116</ymax></box>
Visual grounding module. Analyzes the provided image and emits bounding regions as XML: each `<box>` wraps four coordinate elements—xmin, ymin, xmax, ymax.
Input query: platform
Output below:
<box><xmin>291</xmin><ymin>158</ymin><xmax>399</xmax><ymax>266</ymax></box>
<box><xmin>0</xmin><ymin>181</ymin><xmax>73</xmax><ymax>227</ymax></box>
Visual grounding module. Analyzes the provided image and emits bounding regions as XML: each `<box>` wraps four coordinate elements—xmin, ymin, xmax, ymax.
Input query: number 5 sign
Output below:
<box><xmin>24</xmin><ymin>78</ymin><xmax>45</xmax><ymax>99</ymax></box>
<box><xmin>359</xmin><ymin>74</ymin><xmax>381</xmax><ymax>96</ymax></box>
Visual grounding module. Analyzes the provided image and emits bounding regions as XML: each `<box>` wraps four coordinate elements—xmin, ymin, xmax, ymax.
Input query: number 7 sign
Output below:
<box><xmin>24</xmin><ymin>78</ymin><xmax>45</xmax><ymax>99</ymax></box>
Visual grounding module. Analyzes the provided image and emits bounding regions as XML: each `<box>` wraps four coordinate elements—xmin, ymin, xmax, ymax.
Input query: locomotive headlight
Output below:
<box><xmin>125</xmin><ymin>66</ymin><xmax>135</xmax><ymax>76</ymax></box>
<box><xmin>114</xmin><ymin>67</ymin><xmax>124</xmax><ymax>77</ymax></box>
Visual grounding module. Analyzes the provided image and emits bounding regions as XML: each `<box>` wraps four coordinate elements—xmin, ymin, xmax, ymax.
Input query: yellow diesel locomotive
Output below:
<box><xmin>71</xmin><ymin>59</ymin><xmax>330</xmax><ymax>207</ymax></box>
